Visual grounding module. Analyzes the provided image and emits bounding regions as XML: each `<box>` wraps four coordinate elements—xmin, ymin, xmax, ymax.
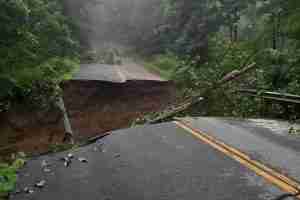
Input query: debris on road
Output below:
<box><xmin>60</xmin><ymin>157</ymin><xmax>72</xmax><ymax>167</ymax></box>
<box><xmin>114</xmin><ymin>154</ymin><xmax>121</xmax><ymax>158</ymax></box>
<box><xmin>67</xmin><ymin>153</ymin><xmax>74</xmax><ymax>159</ymax></box>
<box><xmin>35</xmin><ymin>180</ymin><xmax>46</xmax><ymax>188</ymax></box>
<box><xmin>41</xmin><ymin>160</ymin><xmax>49</xmax><ymax>168</ymax></box>
<box><xmin>23</xmin><ymin>187</ymin><xmax>34</xmax><ymax>194</ymax></box>
<box><xmin>78</xmin><ymin>157</ymin><xmax>88</xmax><ymax>163</ymax></box>
<box><xmin>43</xmin><ymin>168</ymin><xmax>51</xmax><ymax>173</ymax></box>
<box><xmin>41</xmin><ymin>160</ymin><xmax>52</xmax><ymax>172</ymax></box>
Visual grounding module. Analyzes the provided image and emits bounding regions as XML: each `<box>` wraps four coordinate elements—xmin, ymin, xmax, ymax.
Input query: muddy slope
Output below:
<box><xmin>63</xmin><ymin>80</ymin><xmax>175</xmax><ymax>139</ymax></box>
<box><xmin>0</xmin><ymin>80</ymin><xmax>175</xmax><ymax>155</ymax></box>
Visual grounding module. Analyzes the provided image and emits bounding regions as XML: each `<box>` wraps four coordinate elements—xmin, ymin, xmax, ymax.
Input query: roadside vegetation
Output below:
<box><xmin>0</xmin><ymin>153</ymin><xmax>26</xmax><ymax>199</ymax></box>
<box><xmin>143</xmin><ymin>53</ymin><xmax>180</xmax><ymax>80</ymax></box>
<box><xmin>140</xmin><ymin>0</ymin><xmax>300</xmax><ymax>121</ymax></box>
<box><xmin>0</xmin><ymin>0</ymin><xmax>82</xmax><ymax>196</ymax></box>
<box><xmin>0</xmin><ymin>0</ymin><xmax>81</xmax><ymax>113</ymax></box>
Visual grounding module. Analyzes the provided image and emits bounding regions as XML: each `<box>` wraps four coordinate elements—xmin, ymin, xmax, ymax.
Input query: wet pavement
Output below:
<box><xmin>10</xmin><ymin>122</ymin><xmax>288</xmax><ymax>200</ymax></box>
<box><xmin>73</xmin><ymin>62</ymin><xmax>164</xmax><ymax>83</ymax></box>
<box><xmin>180</xmin><ymin>117</ymin><xmax>300</xmax><ymax>182</ymax></box>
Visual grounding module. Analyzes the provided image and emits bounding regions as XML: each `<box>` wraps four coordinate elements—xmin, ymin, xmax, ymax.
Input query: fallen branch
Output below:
<box><xmin>148</xmin><ymin>62</ymin><xmax>257</xmax><ymax>124</ymax></box>
<box><xmin>237</xmin><ymin>89</ymin><xmax>300</xmax><ymax>104</ymax></box>
<box><xmin>217</xmin><ymin>62</ymin><xmax>257</xmax><ymax>85</ymax></box>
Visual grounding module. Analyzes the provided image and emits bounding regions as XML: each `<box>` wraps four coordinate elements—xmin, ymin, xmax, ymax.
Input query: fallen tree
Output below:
<box><xmin>148</xmin><ymin>62</ymin><xmax>257</xmax><ymax>124</ymax></box>
<box><xmin>237</xmin><ymin>89</ymin><xmax>300</xmax><ymax>105</ymax></box>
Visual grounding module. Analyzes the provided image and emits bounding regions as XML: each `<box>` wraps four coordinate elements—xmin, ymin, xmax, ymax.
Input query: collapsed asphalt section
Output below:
<box><xmin>11</xmin><ymin>123</ymin><xmax>284</xmax><ymax>200</ymax></box>
<box><xmin>0</xmin><ymin>62</ymin><xmax>174</xmax><ymax>155</ymax></box>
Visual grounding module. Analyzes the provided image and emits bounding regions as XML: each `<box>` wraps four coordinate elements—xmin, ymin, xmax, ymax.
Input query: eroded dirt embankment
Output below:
<box><xmin>0</xmin><ymin>80</ymin><xmax>175</xmax><ymax>156</ymax></box>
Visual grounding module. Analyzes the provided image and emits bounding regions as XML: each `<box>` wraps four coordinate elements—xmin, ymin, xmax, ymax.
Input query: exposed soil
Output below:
<box><xmin>63</xmin><ymin>80</ymin><xmax>175</xmax><ymax>138</ymax></box>
<box><xmin>0</xmin><ymin>80</ymin><xmax>176</xmax><ymax>156</ymax></box>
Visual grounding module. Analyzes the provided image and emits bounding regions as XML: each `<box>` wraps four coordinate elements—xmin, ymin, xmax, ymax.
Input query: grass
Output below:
<box><xmin>48</xmin><ymin>143</ymin><xmax>79</xmax><ymax>153</ymax></box>
<box><xmin>0</xmin><ymin>157</ymin><xmax>26</xmax><ymax>198</ymax></box>
<box><xmin>142</xmin><ymin>54</ymin><xmax>179</xmax><ymax>80</ymax></box>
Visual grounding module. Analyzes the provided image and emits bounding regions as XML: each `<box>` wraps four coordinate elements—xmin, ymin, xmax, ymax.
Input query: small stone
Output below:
<box><xmin>67</xmin><ymin>153</ymin><xmax>74</xmax><ymax>159</ymax></box>
<box><xmin>24</xmin><ymin>187</ymin><xmax>34</xmax><ymax>194</ymax></box>
<box><xmin>78</xmin><ymin>157</ymin><xmax>88</xmax><ymax>163</ymax></box>
<box><xmin>114</xmin><ymin>154</ymin><xmax>121</xmax><ymax>158</ymax></box>
<box><xmin>64</xmin><ymin>160</ymin><xmax>71</xmax><ymax>167</ymax></box>
<box><xmin>43</xmin><ymin>168</ymin><xmax>51</xmax><ymax>173</ymax></box>
<box><xmin>41</xmin><ymin>160</ymin><xmax>49</xmax><ymax>168</ymax></box>
<box><xmin>35</xmin><ymin>180</ymin><xmax>46</xmax><ymax>188</ymax></box>
<box><xmin>14</xmin><ymin>189</ymin><xmax>21</xmax><ymax>194</ymax></box>
<box><xmin>61</xmin><ymin>157</ymin><xmax>71</xmax><ymax>167</ymax></box>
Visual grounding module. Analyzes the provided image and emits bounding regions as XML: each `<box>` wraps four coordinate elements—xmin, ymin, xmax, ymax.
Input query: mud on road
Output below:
<box><xmin>0</xmin><ymin>80</ymin><xmax>176</xmax><ymax>156</ymax></box>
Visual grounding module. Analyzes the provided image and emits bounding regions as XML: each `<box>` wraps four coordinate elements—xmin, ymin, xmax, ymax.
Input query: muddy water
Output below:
<box><xmin>0</xmin><ymin>80</ymin><xmax>175</xmax><ymax>156</ymax></box>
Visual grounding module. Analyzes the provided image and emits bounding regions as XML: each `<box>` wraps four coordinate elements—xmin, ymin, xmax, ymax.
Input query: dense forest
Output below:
<box><xmin>0</xmin><ymin>0</ymin><xmax>80</xmax><ymax>112</ymax></box>
<box><xmin>140</xmin><ymin>0</ymin><xmax>300</xmax><ymax>120</ymax></box>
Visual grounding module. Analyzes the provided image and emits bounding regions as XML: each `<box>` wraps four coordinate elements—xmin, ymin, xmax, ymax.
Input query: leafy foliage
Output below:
<box><xmin>0</xmin><ymin>164</ymin><xmax>16</xmax><ymax>197</ymax></box>
<box><xmin>0</xmin><ymin>0</ymin><xmax>80</xmax><ymax>111</ymax></box>
<box><xmin>148</xmin><ymin>0</ymin><xmax>300</xmax><ymax>119</ymax></box>
<box><xmin>0</xmin><ymin>157</ymin><xmax>26</xmax><ymax>198</ymax></box>
<box><xmin>144</xmin><ymin>53</ymin><xmax>180</xmax><ymax>80</ymax></box>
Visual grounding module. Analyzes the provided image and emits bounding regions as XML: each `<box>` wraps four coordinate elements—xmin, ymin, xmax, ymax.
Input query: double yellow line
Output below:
<box><xmin>174</xmin><ymin>120</ymin><xmax>300</xmax><ymax>199</ymax></box>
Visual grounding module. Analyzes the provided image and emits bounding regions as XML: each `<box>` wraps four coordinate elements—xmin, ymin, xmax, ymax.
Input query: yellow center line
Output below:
<box><xmin>174</xmin><ymin>120</ymin><xmax>300</xmax><ymax>199</ymax></box>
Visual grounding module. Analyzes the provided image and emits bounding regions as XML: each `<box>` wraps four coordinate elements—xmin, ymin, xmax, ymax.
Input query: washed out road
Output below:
<box><xmin>10</xmin><ymin>118</ymin><xmax>300</xmax><ymax>200</ymax></box>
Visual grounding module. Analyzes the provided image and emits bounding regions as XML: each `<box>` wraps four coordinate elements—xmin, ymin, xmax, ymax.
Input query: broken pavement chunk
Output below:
<box><xmin>114</xmin><ymin>154</ymin><xmax>121</xmax><ymax>158</ymax></box>
<box><xmin>78</xmin><ymin>157</ymin><xmax>88</xmax><ymax>163</ymax></box>
<box><xmin>60</xmin><ymin>157</ymin><xmax>72</xmax><ymax>167</ymax></box>
<box><xmin>24</xmin><ymin>187</ymin><xmax>34</xmax><ymax>194</ymax></box>
<box><xmin>43</xmin><ymin>168</ymin><xmax>51</xmax><ymax>173</ymax></box>
<box><xmin>35</xmin><ymin>180</ymin><xmax>46</xmax><ymax>188</ymax></box>
<box><xmin>67</xmin><ymin>153</ymin><xmax>74</xmax><ymax>159</ymax></box>
<box><xmin>64</xmin><ymin>160</ymin><xmax>71</xmax><ymax>167</ymax></box>
<box><xmin>41</xmin><ymin>160</ymin><xmax>49</xmax><ymax>168</ymax></box>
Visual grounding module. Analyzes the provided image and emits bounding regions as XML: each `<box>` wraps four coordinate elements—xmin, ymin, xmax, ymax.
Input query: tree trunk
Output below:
<box><xmin>230</xmin><ymin>25</ymin><xmax>234</xmax><ymax>42</ymax></box>
<box><xmin>272</xmin><ymin>13</ymin><xmax>277</xmax><ymax>50</ymax></box>
<box><xmin>233</xmin><ymin>7</ymin><xmax>238</xmax><ymax>42</ymax></box>
<box><xmin>234</xmin><ymin>24</ymin><xmax>238</xmax><ymax>42</ymax></box>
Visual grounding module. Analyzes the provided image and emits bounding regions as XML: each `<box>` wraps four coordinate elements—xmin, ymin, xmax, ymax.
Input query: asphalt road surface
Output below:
<box><xmin>73</xmin><ymin>61</ymin><xmax>164</xmax><ymax>83</ymax></box>
<box><xmin>11</xmin><ymin>120</ymin><xmax>294</xmax><ymax>200</ymax></box>
<box><xmin>180</xmin><ymin>117</ymin><xmax>300</xmax><ymax>181</ymax></box>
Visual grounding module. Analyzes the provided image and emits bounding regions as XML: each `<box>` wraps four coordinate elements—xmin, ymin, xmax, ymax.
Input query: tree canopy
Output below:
<box><xmin>0</xmin><ymin>0</ymin><xmax>80</xmax><ymax>111</ymax></box>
